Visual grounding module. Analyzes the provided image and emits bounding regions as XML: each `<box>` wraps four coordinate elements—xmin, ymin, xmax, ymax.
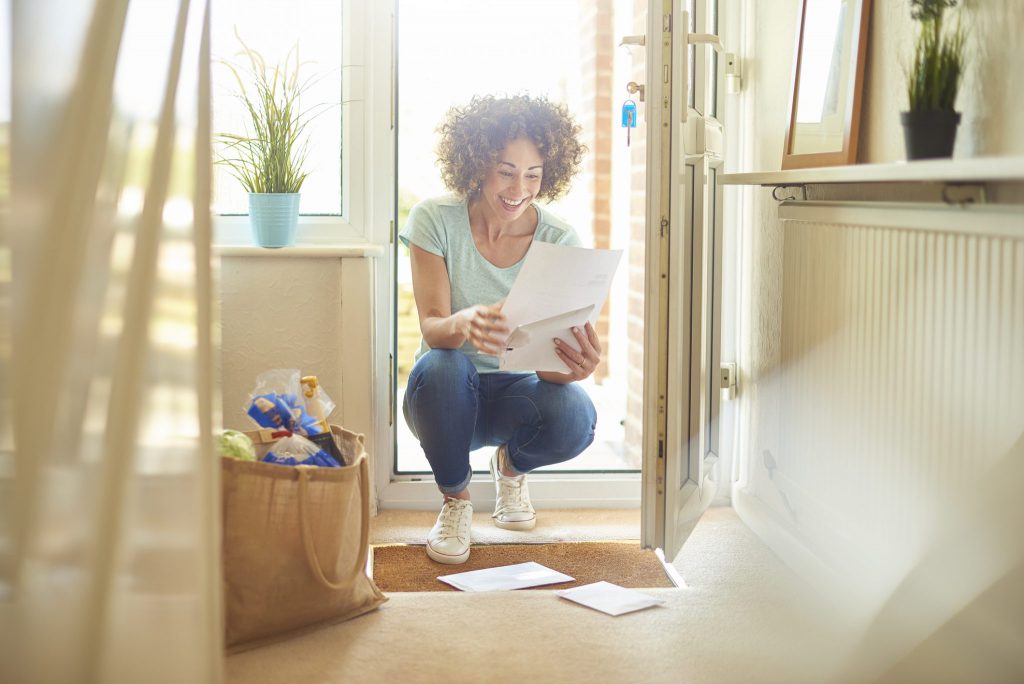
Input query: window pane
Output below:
<box><xmin>211</xmin><ymin>0</ymin><xmax>342</xmax><ymax>215</ymax></box>
<box><xmin>706</xmin><ymin>166</ymin><xmax>718</xmax><ymax>456</ymax></box>
<box><xmin>710</xmin><ymin>0</ymin><xmax>719</xmax><ymax>117</ymax></box>
<box><xmin>688</xmin><ymin>0</ymin><xmax>695</xmax><ymax>109</ymax></box>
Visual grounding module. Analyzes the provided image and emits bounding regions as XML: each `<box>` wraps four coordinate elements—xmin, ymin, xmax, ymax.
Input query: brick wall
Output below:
<box><xmin>623</xmin><ymin>0</ymin><xmax>647</xmax><ymax>469</ymax></box>
<box><xmin>577</xmin><ymin>0</ymin><xmax>646</xmax><ymax>468</ymax></box>
<box><xmin>578</xmin><ymin>0</ymin><xmax>614</xmax><ymax>383</ymax></box>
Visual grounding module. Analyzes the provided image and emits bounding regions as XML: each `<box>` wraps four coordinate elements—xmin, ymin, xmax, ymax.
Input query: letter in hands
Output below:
<box><xmin>464</xmin><ymin>302</ymin><xmax>509</xmax><ymax>356</ymax></box>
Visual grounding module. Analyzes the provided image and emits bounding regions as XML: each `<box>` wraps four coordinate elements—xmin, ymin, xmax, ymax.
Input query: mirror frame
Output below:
<box><xmin>782</xmin><ymin>0</ymin><xmax>872</xmax><ymax>170</ymax></box>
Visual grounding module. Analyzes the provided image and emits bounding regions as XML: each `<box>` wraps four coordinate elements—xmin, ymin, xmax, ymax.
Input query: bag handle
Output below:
<box><xmin>296</xmin><ymin>454</ymin><xmax>371</xmax><ymax>591</ymax></box>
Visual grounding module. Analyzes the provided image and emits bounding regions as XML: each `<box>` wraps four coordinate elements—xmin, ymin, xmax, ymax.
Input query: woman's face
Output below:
<box><xmin>478</xmin><ymin>137</ymin><xmax>544</xmax><ymax>222</ymax></box>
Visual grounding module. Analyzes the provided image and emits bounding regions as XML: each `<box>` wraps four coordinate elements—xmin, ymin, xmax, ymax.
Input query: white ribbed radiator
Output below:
<box><xmin>745</xmin><ymin>200</ymin><xmax>1023</xmax><ymax>596</ymax></box>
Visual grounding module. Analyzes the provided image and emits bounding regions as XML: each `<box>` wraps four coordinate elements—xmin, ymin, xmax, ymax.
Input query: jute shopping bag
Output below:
<box><xmin>222</xmin><ymin>425</ymin><xmax>387</xmax><ymax>652</ymax></box>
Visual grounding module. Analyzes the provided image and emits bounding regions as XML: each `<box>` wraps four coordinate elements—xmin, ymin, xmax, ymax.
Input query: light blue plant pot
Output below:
<box><xmin>248</xmin><ymin>193</ymin><xmax>300</xmax><ymax>248</ymax></box>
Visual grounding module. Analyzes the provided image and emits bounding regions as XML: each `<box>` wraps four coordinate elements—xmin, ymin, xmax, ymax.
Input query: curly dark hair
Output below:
<box><xmin>435</xmin><ymin>94</ymin><xmax>586</xmax><ymax>202</ymax></box>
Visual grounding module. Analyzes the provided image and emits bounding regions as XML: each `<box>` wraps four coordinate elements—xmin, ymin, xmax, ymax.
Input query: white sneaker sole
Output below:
<box><xmin>492</xmin><ymin>515</ymin><xmax>536</xmax><ymax>531</ymax></box>
<box><xmin>426</xmin><ymin>543</ymin><xmax>470</xmax><ymax>565</ymax></box>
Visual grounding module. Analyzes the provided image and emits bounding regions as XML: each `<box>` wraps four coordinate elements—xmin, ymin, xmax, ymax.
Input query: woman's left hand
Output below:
<box><xmin>552</xmin><ymin>322</ymin><xmax>603</xmax><ymax>381</ymax></box>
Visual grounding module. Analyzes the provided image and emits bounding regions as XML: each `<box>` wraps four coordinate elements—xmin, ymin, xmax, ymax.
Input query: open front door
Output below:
<box><xmin>641</xmin><ymin>0</ymin><xmax>725</xmax><ymax>560</ymax></box>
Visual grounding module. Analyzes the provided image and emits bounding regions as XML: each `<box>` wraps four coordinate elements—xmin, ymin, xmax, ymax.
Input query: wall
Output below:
<box><xmin>218</xmin><ymin>253</ymin><xmax>378</xmax><ymax>504</ymax></box>
<box><xmin>623</xmin><ymin>0</ymin><xmax>648</xmax><ymax>470</ymax></box>
<box><xmin>732</xmin><ymin>0</ymin><xmax>1024</xmax><ymax>670</ymax></box>
<box><xmin>579</xmin><ymin>0</ymin><xmax>615</xmax><ymax>382</ymax></box>
<box><xmin>747</xmin><ymin>0</ymin><xmax>1024</xmax><ymax>170</ymax></box>
<box><xmin>860</xmin><ymin>0</ymin><xmax>1024</xmax><ymax>161</ymax></box>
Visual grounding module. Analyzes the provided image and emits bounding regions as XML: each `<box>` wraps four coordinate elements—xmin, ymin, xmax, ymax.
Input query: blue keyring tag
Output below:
<box><xmin>621</xmin><ymin>100</ymin><xmax>637</xmax><ymax>128</ymax></box>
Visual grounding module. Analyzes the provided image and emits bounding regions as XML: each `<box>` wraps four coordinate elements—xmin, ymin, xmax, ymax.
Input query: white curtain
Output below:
<box><xmin>2</xmin><ymin>0</ymin><xmax>222</xmax><ymax>682</ymax></box>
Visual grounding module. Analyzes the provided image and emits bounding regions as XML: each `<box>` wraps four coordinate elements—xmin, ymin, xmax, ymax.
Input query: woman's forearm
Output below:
<box><xmin>420</xmin><ymin>303</ymin><xmax>509</xmax><ymax>355</ymax></box>
<box><xmin>420</xmin><ymin>309</ymin><xmax>470</xmax><ymax>349</ymax></box>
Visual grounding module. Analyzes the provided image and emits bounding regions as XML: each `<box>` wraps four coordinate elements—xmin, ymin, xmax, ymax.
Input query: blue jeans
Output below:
<box><xmin>403</xmin><ymin>349</ymin><xmax>597</xmax><ymax>495</ymax></box>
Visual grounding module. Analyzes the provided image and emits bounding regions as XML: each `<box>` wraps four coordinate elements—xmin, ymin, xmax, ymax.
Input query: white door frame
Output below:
<box><xmin>375</xmin><ymin>0</ymin><xmax>642</xmax><ymax>511</ymax></box>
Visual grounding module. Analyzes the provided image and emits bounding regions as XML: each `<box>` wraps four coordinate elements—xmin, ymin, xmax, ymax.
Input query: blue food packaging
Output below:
<box><xmin>261</xmin><ymin>448</ymin><xmax>340</xmax><ymax>468</ymax></box>
<box><xmin>257</xmin><ymin>431</ymin><xmax>341</xmax><ymax>468</ymax></box>
<box><xmin>276</xmin><ymin>392</ymin><xmax>325</xmax><ymax>435</ymax></box>
<box><xmin>247</xmin><ymin>393</ymin><xmax>296</xmax><ymax>431</ymax></box>
<box><xmin>297</xmin><ymin>409</ymin><xmax>326</xmax><ymax>435</ymax></box>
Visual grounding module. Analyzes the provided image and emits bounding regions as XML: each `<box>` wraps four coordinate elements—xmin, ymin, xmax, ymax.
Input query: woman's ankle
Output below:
<box><xmin>498</xmin><ymin>446</ymin><xmax>518</xmax><ymax>478</ymax></box>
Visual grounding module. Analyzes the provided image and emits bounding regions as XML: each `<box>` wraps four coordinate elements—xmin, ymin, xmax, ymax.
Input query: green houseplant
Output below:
<box><xmin>217</xmin><ymin>37</ymin><xmax>320</xmax><ymax>248</ymax></box>
<box><xmin>900</xmin><ymin>0</ymin><xmax>968</xmax><ymax>160</ymax></box>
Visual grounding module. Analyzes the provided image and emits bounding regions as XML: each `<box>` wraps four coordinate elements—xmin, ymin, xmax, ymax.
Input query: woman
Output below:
<box><xmin>400</xmin><ymin>94</ymin><xmax>603</xmax><ymax>564</ymax></box>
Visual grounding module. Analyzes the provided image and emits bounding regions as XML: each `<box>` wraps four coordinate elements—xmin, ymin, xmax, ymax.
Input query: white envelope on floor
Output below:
<box><xmin>438</xmin><ymin>562</ymin><xmax>574</xmax><ymax>592</ymax></box>
<box><xmin>555</xmin><ymin>581</ymin><xmax>666</xmax><ymax>616</ymax></box>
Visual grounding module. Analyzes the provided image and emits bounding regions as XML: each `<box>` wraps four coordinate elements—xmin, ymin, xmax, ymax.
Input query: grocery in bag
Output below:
<box><xmin>260</xmin><ymin>430</ymin><xmax>341</xmax><ymax>468</ymax></box>
<box><xmin>246</xmin><ymin>369</ymin><xmax>336</xmax><ymax>436</ymax></box>
<box><xmin>219</xmin><ymin>369</ymin><xmax>347</xmax><ymax>466</ymax></box>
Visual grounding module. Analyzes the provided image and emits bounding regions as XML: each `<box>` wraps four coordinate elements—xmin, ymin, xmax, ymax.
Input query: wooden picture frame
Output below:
<box><xmin>782</xmin><ymin>0</ymin><xmax>871</xmax><ymax>170</ymax></box>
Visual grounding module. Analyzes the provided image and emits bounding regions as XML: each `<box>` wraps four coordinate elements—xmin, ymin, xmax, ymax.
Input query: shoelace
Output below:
<box><xmin>496</xmin><ymin>476</ymin><xmax>531</xmax><ymax>513</ymax></box>
<box><xmin>439</xmin><ymin>500</ymin><xmax>471</xmax><ymax>537</ymax></box>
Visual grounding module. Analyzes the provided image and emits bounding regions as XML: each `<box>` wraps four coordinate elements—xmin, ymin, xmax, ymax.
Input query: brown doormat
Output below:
<box><xmin>372</xmin><ymin>541</ymin><xmax>674</xmax><ymax>593</ymax></box>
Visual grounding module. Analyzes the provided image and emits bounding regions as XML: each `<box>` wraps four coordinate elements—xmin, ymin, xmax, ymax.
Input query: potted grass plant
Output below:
<box><xmin>217</xmin><ymin>36</ymin><xmax>320</xmax><ymax>248</ymax></box>
<box><xmin>900</xmin><ymin>0</ymin><xmax>968</xmax><ymax>160</ymax></box>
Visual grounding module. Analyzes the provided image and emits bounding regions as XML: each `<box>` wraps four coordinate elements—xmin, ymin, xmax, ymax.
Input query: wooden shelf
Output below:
<box><xmin>720</xmin><ymin>155</ymin><xmax>1024</xmax><ymax>186</ymax></box>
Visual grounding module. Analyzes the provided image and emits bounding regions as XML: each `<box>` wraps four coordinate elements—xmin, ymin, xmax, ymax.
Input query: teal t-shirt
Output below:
<box><xmin>399</xmin><ymin>194</ymin><xmax>581</xmax><ymax>373</ymax></box>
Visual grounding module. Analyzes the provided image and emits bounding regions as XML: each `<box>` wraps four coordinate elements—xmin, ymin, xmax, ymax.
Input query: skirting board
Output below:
<box><xmin>733</xmin><ymin>487</ymin><xmax>852</xmax><ymax>615</ymax></box>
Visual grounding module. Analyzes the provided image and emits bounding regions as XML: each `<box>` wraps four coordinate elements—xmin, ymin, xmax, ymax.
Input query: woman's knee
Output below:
<box><xmin>537</xmin><ymin>383</ymin><xmax>597</xmax><ymax>452</ymax></box>
<box><xmin>540</xmin><ymin>381</ymin><xmax>596</xmax><ymax>419</ymax></box>
<box><xmin>404</xmin><ymin>350</ymin><xmax>478</xmax><ymax>440</ymax></box>
<box><xmin>408</xmin><ymin>349</ymin><xmax>477</xmax><ymax>388</ymax></box>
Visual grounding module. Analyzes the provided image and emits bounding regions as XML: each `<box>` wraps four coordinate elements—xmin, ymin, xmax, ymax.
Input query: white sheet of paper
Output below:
<box><xmin>499</xmin><ymin>242</ymin><xmax>623</xmax><ymax>372</ymax></box>
<box><xmin>555</xmin><ymin>581</ymin><xmax>666</xmax><ymax>616</ymax></box>
<box><xmin>437</xmin><ymin>561</ymin><xmax>574</xmax><ymax>592</ymax></box>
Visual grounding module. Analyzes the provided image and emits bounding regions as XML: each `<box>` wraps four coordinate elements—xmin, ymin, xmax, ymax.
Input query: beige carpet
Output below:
<box><xmin>372</xmin><ymin>541</ymin><xmax>673</xmax><ymax>592</ymax></box>
<box><xmin>227</xmin><ymin>506</ymin><xmax>852</xmax><ymax>683</ymax></box>
<box><xmin>370</xmin><ymin>507</ymin><xmax>640</xmax><ymax>545</ymax></box>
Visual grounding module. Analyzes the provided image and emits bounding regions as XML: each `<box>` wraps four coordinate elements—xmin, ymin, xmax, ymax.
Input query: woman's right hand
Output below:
<box><xmin>459</xmin><ymin>303</ymin><xmax>509</xmax><ymax>356</ymax></box>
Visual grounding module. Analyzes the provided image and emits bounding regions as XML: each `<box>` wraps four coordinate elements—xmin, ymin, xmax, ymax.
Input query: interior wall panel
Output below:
<box><xmin>742</xmin><ymin>205</ymin><xmax>1023</xmax><ymax>605</ymax></box>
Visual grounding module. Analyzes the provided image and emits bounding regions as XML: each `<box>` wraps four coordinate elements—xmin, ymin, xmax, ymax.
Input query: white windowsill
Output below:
<box><xmin>216</xmin><ymin>244</ymin><xmax>386</xmax><ymax>258</ymax></box>
<box><xmin>214</xmin><ymin>213</ymin><xmax>388</xmax><ymax>257</ymax></box>
<box><xmin>721</xmin><ymin>154</ymin><xmax>1024</xmax><ymax>186</ymax></box>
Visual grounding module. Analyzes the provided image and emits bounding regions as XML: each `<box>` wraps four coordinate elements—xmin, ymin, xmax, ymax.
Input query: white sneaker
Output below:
<box><xmin>489</xmin><ymin>446</ymin><xmax>536</xmax><ymax>531</ymax></box>
<box><xmin>426</xmin><ymin>497</ymin><xmax>473</xmax><ymax>565</ymax></box>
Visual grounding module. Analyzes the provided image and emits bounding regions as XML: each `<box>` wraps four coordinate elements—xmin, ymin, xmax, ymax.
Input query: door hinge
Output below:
<box><xmin>658</xmin><ymin>439</ymin><xmax>664</xmax><ymax>460</ymax></box>
<box><xmin>389</xmin><ymin>219</ymin><xmax>395</xmax><ymax>244</ymax></box>
<box><xmin>388</xmin><ymin>353</ymin><xmax>394</xmax><ymax>426</ymax></box>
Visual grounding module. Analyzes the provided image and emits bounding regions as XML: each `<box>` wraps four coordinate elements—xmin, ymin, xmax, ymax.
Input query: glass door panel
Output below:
<box><xmin>394</xmin><ymin>0</ymin><xmax>644</xmax><ymax>475</ymax></box>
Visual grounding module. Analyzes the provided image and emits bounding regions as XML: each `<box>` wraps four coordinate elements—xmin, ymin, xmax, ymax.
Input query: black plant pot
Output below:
<box><xmin>900</xmin><ymin>109</ymin><xmax>962</xmax><ymax>160</ymax></box>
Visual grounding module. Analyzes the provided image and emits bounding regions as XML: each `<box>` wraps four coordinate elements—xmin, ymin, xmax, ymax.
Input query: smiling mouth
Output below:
<box><xmin>500</xmin><ymin>196</ymin><xmax>527</xmax><ymax>209</ymax></box>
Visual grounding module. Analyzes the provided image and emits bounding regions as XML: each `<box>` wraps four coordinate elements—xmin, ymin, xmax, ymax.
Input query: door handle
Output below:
<box><xmin>688</xmin><ymin>33</ymin><xmax>741</xmax><ymax>93</ymax></box>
